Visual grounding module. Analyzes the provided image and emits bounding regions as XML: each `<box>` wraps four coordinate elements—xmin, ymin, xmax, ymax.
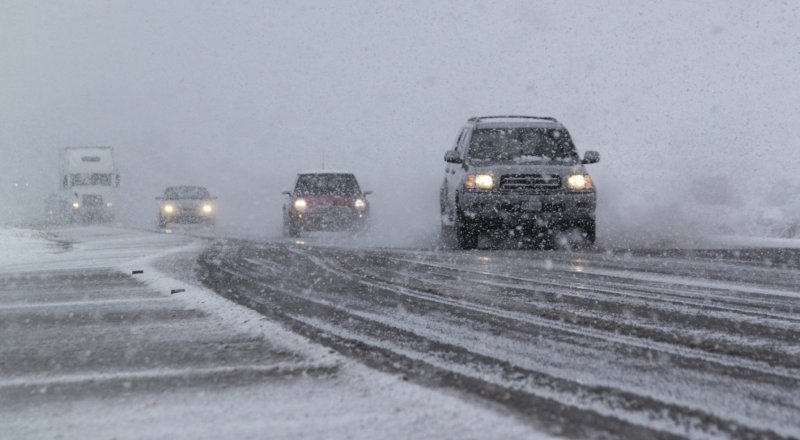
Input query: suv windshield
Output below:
<box><xmin>164</xmin><ymin>186</ymin><xmax>210</xmax><ymax>200</ymax></box>
<box><xmin>295</xmin><ymin>174</ymin><xmax>360</xmax><ymax>196</ymax></box>
<box><xmin>467</xmin><ymin>128</ymin><xmax>579</xmax><ymax>164</ymax></box>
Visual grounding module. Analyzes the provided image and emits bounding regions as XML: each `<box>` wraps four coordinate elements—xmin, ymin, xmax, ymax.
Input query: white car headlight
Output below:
<box><xmin>72</xmin><ymin>202</ymin><xmax>80</xmax><ymax>209</ymax></box>
<box><xmin>202</xmin><ymin>204</ymin><xmax>213</xmax><ymax>214</ymax></box>
<box><xmin>354</xmin><ymin>199</ymin><xmax>366</xmax><ymax>210</ymax></box>
<box><xmin>293</xmin><ymin>198</ymin><xmax>308</xmax><ymax>212</ymax></box>
<box><xmin>566</xmin><ymin>174</ymin><xmax>594</xmax><ymax>190</ymax></box>
<box><xmin>163</xmin><ymin>204</ymin><xmax>174</xmax><ymax>213</ymax></box>
<box><xmin>464</xmin><ymin>174</ymin><xmax>494</xmax><ymax>190</ymax></box>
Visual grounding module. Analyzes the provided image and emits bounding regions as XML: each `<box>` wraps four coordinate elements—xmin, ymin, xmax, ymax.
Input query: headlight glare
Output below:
<box><xmin>202</xmin><ymin>204</ymin><xmax>213</xmax><ymax>213</ymax></box>
<box><xmin>465</xmin><ymin>174</ymin><xmax>494</xmax><ymax>190</ymax></box>
<box><xmin>354</xmin><ymin>199</ymin><xmax>366</xmax><ymax>210</ymax></box>
<box><xmin>163</xmin><ymin>204</ymin><xmax>174</xmax><ymax>213</ymax></box>
<box><xmin>72</xmin><ymin>202</ymin><xmax>80</xmax><ymax>209</ymax></box>
<box><xmin>567</xmin><ymin>174</ymin><xmax>593</xmax><ymax>190</ymax></box>
<box><xmin>293</xmin><ymin>198</ymin><xmax>308</xmax><ymax>212</ymax></box>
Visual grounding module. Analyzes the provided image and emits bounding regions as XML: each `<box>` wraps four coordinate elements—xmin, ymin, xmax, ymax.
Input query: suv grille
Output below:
<box><xmin>499</xmin><ymin>174</ymin><xmax>561</xmax><ymax>191</ymax></box>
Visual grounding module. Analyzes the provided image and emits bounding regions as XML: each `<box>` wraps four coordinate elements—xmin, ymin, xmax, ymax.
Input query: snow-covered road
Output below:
<box><xmin>0</xmin><ymin>227</ymin><xmax>545</xmax><ymax>439</ymax></box>
<box><xmin>200</xmin><ymin>238</ymin><xmax>800</xmax><ymax>439</ymax></box>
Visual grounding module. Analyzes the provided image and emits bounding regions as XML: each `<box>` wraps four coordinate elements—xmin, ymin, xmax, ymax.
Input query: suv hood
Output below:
<box><xmin>163</xmin><ymin>199</ymin><xmax>211</xmax><ymax>209</ymax></box>
<box><xmin>468</xmin><ymin>163</ymin><xmax>586</xmax><ymax>177</ymax></box>
<box><xmin>296</xmin><ymin>194</ymin><xmax>361</xmax><ymax>207</ymax></box>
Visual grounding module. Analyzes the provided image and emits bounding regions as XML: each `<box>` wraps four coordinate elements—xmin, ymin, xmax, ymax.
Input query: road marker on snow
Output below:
<box><xmin>170</xmin><ymin>288</ymin><xmax>186</xmax><ymax>294</ymax></box>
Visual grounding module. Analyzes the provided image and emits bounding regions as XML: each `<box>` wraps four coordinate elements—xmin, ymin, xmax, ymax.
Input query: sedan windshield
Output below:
<box><xmin>467</xmin><ymin>128</ymin><xmax>579</xmax><ymax>164</ymax></box>
<box><xmin>295</xmin><ymin>174</ymin><xmax>360</xmax><ymax>196</ymax></box>
<box><xmin>164</xmin><ymin>186</ymin><xmax>210</xmax><ymax>200</ymax></box>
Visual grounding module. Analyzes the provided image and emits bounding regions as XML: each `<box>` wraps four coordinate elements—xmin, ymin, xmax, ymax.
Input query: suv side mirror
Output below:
<box><xmin>211</xmin><ymin>196</ymin><xmax>218</xmax><ymax>200</ymax></box>
<box><xmin>444</xmin><ymin>150</ymin><xmax>462</xmax><ymax>164</ymax></box>
<box><xmin>281</xmin><ymin>190</ymin><xmax>291</xmax><ymax>196</ymax></box>
<box><xmin>582</xmin><ymin>151</ymin><xmax>600</xmax><ymax>164</ymax></box>
<box><xmin>155</xmin><ymin>196</ymin><xmax>163</xmax><ymax>200</ymax></box>
<box><xmin>363</xmin><ymin>190</ymin><xmax>373</xmax><ymax>196</ymax></box>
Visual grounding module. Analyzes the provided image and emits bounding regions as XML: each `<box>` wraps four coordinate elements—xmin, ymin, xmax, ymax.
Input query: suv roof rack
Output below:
<box><xmin>468</xmin><ymin>115</ymin><xmax>558</xmax><ymax>123</ymax></box>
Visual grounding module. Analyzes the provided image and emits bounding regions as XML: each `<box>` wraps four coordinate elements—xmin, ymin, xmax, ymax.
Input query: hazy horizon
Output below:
<box><xmin>2</xmin><ymin>1</ymin><xmax>799</xmax><ymax>247</ymax></box>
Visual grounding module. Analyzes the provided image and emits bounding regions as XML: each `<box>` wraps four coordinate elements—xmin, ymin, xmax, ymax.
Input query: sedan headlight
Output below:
<box><xmin>566</xmin><ymin>174</ymin><xmax>594</xmax><ymax>190</ymax></box>
<box><xmin>163</xmin><ymin>204</ymin><xmax>174</xmax><ymax>213</ymax></box>
<box><xmin>464</xmin><ymin>174</ymin><xmax>494</xmax><ymax>190</ymax></box>
<box><xmin>293</xmin><ymin>198</ymin><xmax>308</xmax><ymax>212</ymax></box>
<box><xmin>354</xmin><ymin>199</ymin><xmax>366</xmax><ymax>210</ymax></box>
<box><xmin>202</xmin><ymin>204</ymin><xmax>213</xmax><ymax>214</ymax></box>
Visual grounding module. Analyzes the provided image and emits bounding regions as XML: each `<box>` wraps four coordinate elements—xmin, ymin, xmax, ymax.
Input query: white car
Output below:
<box><xmin>156</xmin><ymin>186</ymin><xmax>217</xmax><ymax>228</ymax></box>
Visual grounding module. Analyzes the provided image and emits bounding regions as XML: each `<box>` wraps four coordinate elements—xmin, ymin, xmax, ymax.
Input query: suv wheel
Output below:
<box><xmin>455</xmin><ymin>217</ymin><xmax>479</xmax><ymax>250</ymax></box>
<box><xmin>284</xmin><ymin>220</ymin><xmax>300</xmax><ymax>238</ymax></box>
<box><xmin>581</xmin><ymin>219</ymin><xmax>596</xmax><ymax>245</ymax></box>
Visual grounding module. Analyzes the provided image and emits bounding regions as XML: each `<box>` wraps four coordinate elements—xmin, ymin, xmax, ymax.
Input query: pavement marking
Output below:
<box><xmin>0</xmin><ymin>363</ymin><xmax>338</xmax><ymax>389</ymax></box>
<box><xmin>0</xmin><ymin>296</ymin><xmax>175</xmax><ymax>310</ymax></box>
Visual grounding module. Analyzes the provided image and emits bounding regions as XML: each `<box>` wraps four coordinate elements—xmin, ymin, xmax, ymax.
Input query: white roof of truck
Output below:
<box><xmin>62</xmin><ymin>147</ymin><xmax>115</xmax><ymax>173</ymax></box>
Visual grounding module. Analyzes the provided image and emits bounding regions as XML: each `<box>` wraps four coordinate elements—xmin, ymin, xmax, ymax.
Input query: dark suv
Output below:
<box><xmin>282</xmin><ymin>172</ymin><xmax>371</xmax><ymax>237</ymax></box>
<box><xmin>440</xmin><ymin>116</ymin><xmax>600</xmax><ymax>249</ymax></box>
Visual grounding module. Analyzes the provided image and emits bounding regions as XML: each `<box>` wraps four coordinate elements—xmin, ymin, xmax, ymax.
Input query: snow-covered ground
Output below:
<box><xmin>0</xmin><ymin>226</ymin><xmax>547</xmax><ymax>439</ymax></box>
<box><xmin>0</xmin><ymin>228</ymin><xmax>56</xmax><ymax>267</ymax></box>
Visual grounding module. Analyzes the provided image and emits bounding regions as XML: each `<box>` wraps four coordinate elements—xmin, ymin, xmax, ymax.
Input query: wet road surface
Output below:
<box><xmin>200</xmin><ymin>239</ymin><xmax>800</xmax><ymax>439</ymax></box>
<box><xmin>1</xmin><ymin>227</ymin><xmax>545</xmax><ymax>439</ymax></box>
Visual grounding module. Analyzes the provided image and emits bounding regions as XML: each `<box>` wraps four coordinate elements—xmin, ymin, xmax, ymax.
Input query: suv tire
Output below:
<box><xmin>581</xmin><ymin>218</ymin><xmax>596</xmax><ymax>245</ymax></box>
<box><xmin>455</xmin><ymin>216</ymin><xmax>479</xmax><ymax>250</ymax></box>
<box><xmin>285</xmin><ymin>220</ymin><xmax>300</xmax><ymax>238</ymax></box>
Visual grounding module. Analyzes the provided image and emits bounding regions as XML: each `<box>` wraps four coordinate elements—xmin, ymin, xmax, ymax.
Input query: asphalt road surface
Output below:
<box><xmin>199</xmin><ymin>238</ymin><xmax>800</xmax><ymax>439</ymax></box>
<box><xmin>1</xmin><ymin>227</ymin><xmax>543</xmax><ymax>439</ymax></box>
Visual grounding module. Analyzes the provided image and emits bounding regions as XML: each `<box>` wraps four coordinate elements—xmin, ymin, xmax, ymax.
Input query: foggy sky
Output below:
<box><xmin>2</xmin><ymin>1</ymin><xmax>799</xmax><ymax>246</ymax></box>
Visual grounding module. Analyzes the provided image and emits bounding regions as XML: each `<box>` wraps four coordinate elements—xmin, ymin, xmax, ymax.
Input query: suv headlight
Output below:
<box><xmin>202</xmin><ymin>204</ymin><xmax>213</xmax><ymax>213</ymax></box>
<box><xmin>293</xmin><ymin>198</ymin><xmax>308</xmax><ymax>212</ymax></box>
<box><xmin>354</xmin><ymin>199</ymin><xmax>366</xmax><ymax>210</ymax></box>
<box><xmin>464</xmin><ymin>174</ymin><xmax>494</xmax><ymax>190</ymax></box>
<box><xmin>566</xmin><ymin>174</ymin><xmax>594</xmax><ymax>190</ymax></box>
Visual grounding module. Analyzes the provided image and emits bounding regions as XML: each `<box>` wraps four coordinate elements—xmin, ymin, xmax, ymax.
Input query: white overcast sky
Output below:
<box><xmin>2</xmin><ymin>1</ymin><xmax>799</xmax><ymax>243</ymax></box>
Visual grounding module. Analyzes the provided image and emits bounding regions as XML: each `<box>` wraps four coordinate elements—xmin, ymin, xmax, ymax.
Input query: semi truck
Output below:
<box><xmin>54</xmin><ymin>146</ymin><xmax>119</xmax><ymax>223</ymax></box>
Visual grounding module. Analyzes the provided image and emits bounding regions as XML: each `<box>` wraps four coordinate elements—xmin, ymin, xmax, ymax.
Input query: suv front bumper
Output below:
<box><xmin>458</xmin><ymin>190</ymin><xmax>595</xmax><ymax>228</ymax></box>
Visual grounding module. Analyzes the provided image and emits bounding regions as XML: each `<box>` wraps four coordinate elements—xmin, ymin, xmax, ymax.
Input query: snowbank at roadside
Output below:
<box><xmin>0</xmin><ymin>228</ymin><xmax>56</xmax><ymax>267</ymax></box>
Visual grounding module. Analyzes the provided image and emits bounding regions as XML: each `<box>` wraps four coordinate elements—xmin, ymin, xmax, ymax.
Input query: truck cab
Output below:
<box><xmin>59</xmin><ymin>147</ymin><xmax>119</xmax><ymax>223</ymax></box>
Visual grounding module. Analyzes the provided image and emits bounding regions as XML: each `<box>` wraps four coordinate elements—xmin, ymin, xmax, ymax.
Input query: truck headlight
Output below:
<box><xmin>464</xmin><ymin>174</ymin><xmax>494</xmax><ymax>190</ymax></box>
<box><xmin>202</xmin><ymin>204</ymin><xmax>213</xmax><ymax>214</ymax></box>
<box><xmin>293</xmin><ymin>198</ymin><xmax>308</xmax><ymax>212</ymax></box>
<box><xmin>163</xmin><ymin>204</ymin><xmax>174</xmax><ymax>213</ymax></box>
<box><xmin>566</xmin><ymin>174</ymin><xmax>594</xmax><ymax>190</ymax></box>
<box><xmin>354</xmin><ymin>199</ymin><xmax>366</xmax><ymax>210</ymax></box>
